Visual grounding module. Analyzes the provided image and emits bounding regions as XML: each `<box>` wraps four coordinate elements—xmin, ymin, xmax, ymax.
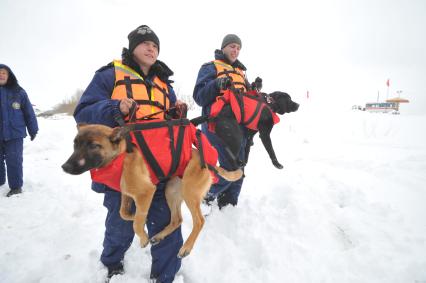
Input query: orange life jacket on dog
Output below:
<box><xmin>90</xmin><ymin>119</ymin><xmax>219</xmax><ymax>192</ymax></box>
<box><xmin>111</xmin><ymin>60</ymin><xmax>171</xmax><ymax>120</ymax></box>
<box><xmin>213</xmin><ymin>60</ymin><xmax>248</xmax><ymax>93</ymax></box>
<box><xmin>209</xmin><ymin>89</ymin><xmax>280</xmax><ymax>131</ymax></box>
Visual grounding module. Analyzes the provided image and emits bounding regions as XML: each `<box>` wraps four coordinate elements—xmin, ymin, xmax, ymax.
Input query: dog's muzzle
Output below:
<box><xmin>291</xmin><ymin>102</ymin><xmax>300</xmax><ymax>112</ymax></box>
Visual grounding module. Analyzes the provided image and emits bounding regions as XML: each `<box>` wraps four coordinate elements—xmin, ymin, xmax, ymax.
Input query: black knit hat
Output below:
<box><xmin>128</xmin><ymin>25</ymin><xmax>160</xmax><ymax>53</ymax></box>
<box><xmin>221</xmin><ymin>34</ymin><xmax>242</xmax><ymax>49</ymax></box>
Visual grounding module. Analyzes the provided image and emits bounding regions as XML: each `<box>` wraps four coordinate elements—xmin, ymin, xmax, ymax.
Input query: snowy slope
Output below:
<box><xmin>1</xmin><ymin>107</ymin><xmax>426</xmax><ymax>283</ymax></box>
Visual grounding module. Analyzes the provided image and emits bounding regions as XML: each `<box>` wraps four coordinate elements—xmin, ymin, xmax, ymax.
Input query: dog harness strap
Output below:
<box><xmin>125</xmin><ymin>136</ymin><xmax>134</xmax><ymax>153</ymax></box>
<box><xmin>242</xmin><ymin>99</ymin><xmax>263</xmax><ymax>127</ymax></box>
<box><xmin>166</xmin><ymin>124</ymin><xmax>175</xmax><ymax>178</ymax></box>
<box><xmin>168</xmin><ymin>124</ymin><xmax>186</xmax><ymax>177</ymax></box>
<box><xmin>195</xmin><ymin>130</ymin><xmax>207</xmax><ymax>169</ymax></box>
<box><xmin>127</xmin><ymin>102</ymin><xmax>138</xmax><ymax>123</ymax></box>
<box><xmin>234</xmin><ymin>92</ymin><xmax>245</xmax><ymax>123</ymax></box>
<box><xmin>207</xmin><ymin>164</ymin><xmax>218</xmax><ymax>175</ymax></box>
<box><xmin>124</xmin><ymin>100</ymin><xmax>137</xmax><ymax>151</ymax></box>
<box><xmin>112</xmin><ymin>112</ymin><xmax>135</xmax><ymax>153</ymax></box>
<box><xmin>133</xmin><ymin>131</ymin><xmax>166</xmax><ymax>180</ymax></box>
<box><xmin>128</xmin><ymin>119</ymin><xmax>190</xmax><ymax>131</ymax></box>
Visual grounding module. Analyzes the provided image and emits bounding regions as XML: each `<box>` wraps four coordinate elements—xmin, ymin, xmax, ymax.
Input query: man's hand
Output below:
<box><xmin>119</xmin><ymin>98</ymin><xmax>136</xmax><ymax>115</ymax></box>
<box><xmin>251</xmin><ymin>77</ymin><xmax>262</xmax><ymax>91</ymax></box>
<box><xmin>216</xmin><ymin>77</ymin><xmax>232</xmax><ymax>91</ymax></box>
<box><xmin>30</xmin><ymin>133</ymin><xmax>37</xmax><ymax>141</ymax></box>
<box><xmin>173</xmin><ymin>100</ymin><xmax>188</xmax><ymax>118</ymax></box>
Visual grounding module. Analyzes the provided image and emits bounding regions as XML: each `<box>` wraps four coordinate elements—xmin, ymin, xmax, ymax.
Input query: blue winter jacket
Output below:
<box><xmin>74</xmin><ymin>56</ymin><xmax>177</xmax><ymax>192</ymax></box>
<box><xmin>193</xmin><ymin>49</ymin><xmax>247</xmax><ymax>117</ymax></box>
<box><xmin>0</xmin><ymin>64</ymin><xmax>39</xmax><ymax>141</ymax></box>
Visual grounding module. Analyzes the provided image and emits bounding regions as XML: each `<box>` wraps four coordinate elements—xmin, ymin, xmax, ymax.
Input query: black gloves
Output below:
<box><xmin>30</xmin><ymin>133</ymin><xmax>37</xmax><ymax>141</ymax></box>
<box><xmin>251</xmin><ymin>77</ymin><xmax>263</xmax><ymax>91</ymax></box>
<box><xmin>216</xmin><ymin>77</ymin><xmax>232</xmax><ymax>91</ymax></box>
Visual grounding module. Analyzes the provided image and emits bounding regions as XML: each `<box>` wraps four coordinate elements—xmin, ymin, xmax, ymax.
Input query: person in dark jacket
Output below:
<box><xmin>0</xmin><ymin>64</ymin><xmax>38</xmax><ymax>197</ymax></box>
<box><xmin>74</xmin><ymin>25</ymin><xmax>183</xmax><ymax>283</ymax></box>
<box><xmin>193</xmin><ymin>34</ymin><xmax>249</xmax><ymax>208</ymax></box>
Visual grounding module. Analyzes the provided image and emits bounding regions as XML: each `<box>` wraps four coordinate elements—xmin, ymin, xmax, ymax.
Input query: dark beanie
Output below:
<box><xmin>128</xmin><ymin>25</ymin><xmax>160</xmax><ymax>53</ymax></box>
<box><xmin>221</xmin><ymin>34</ymin><xmax>242</xmax><ymax>49</ymax></box>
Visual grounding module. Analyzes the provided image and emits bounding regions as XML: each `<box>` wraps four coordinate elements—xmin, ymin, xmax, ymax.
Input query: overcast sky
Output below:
<box><xmin>1</xmin><ymin>0</ymin><xmax>425</xmax><ymax>114</ymax></box>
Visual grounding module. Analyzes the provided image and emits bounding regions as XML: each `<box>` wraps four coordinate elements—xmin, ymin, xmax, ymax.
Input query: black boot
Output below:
<box><xmin>105</xmin><ymin>263</ymin><xmax>124</xmax><ymax>282</ymax></box>
<box><xmin>217</xmin><ymin>191</ymin><xmax>238</xmax><ymax>209</ymax></box>
<box><xmin>6</xmin><ymin>188</ymin><xmax>22</xmax><ymax>197</ymax></box>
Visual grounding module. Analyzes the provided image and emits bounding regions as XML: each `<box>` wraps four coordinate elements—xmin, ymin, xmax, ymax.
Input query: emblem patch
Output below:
<box><xmin>12</xmin><ymin>102</ymin><xmax>21</xmax><ymax>109</ymax></box>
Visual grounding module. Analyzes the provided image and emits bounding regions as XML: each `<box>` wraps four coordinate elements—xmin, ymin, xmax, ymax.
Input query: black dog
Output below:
<box><xmin>191</xmin><ymin>91</ymin><xmax>299</xmax><ymax>169</ymax></box>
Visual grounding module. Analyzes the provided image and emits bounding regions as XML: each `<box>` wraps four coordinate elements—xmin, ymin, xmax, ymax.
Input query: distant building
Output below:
<box><xmin>365</xmin><ymin>102</ymin><xmax>399</xmax><ymax>114</ymax></box>
<box><xmin>362</xmin><ymin>97</ymin><xmax>409</xmax><ymax>115</ymax></box>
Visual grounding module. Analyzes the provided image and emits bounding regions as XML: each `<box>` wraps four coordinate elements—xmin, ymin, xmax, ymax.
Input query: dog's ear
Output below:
<box><xmin>110</xmin><ymin>127</ymin><xmax>127</xmax><ymax>144</ymax></box>
<box><xmin>76</xmin><ymin>123</ymin><xmax>88</xmax><ymax>130</ymax></box>
<box><xmin>269</xmin><ymin>92</ymin><xmax>289</xmax><ymax>115</ymax></box>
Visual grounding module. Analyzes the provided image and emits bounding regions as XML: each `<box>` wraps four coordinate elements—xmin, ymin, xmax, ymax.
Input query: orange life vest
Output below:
<box><xmin>111</xmin><ymin>60</ymin><xmax>171</xmax><ymax>120</ymax></box>
<box><xmin>213</xmin><ymin>60</ymin><xmax>248</xmax><ymax>93</ymax></box>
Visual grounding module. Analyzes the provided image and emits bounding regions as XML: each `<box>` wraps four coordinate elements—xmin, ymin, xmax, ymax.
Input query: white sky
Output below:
<box><xmin>1</xmin><ymin>0</ymin><xmax>426</xmax><ymax>114</ymax></box>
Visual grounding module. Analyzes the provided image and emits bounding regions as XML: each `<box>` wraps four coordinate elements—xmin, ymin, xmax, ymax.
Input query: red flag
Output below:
<box><xmin>386</xmin><ymin>79</ymin><xmax>390</xmax><ymax>87</ymax></box>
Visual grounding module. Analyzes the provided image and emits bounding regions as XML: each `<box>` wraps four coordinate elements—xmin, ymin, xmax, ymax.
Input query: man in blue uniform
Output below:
<box><xmin>193</xmin><ymin>34</ymin><xmax>249</xmax><ymax>208</ymax></box>
<box><xmin>74</xmin><ymin>25</ymin><xmax>183</xmax><ymax>282</ymax></box>
<box><xmin>0</xmin><ymin>64</ymin><xmax>38</xmax><ymax>197</ymax></box>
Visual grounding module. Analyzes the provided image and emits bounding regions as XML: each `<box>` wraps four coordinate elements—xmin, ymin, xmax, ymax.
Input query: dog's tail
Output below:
<box><xmin>190</xmin><ymin>115</ymin><xmax>210</xmax><ymax>126</ymax></box>
<box><xmin>213</xmin><ymin>166</ymin><xmax>243</xmax><ymax>182</ymax></box>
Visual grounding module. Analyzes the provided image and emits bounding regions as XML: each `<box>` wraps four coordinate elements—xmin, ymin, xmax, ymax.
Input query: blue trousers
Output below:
<box><xmin>202</xmin><ymin>125</ymin><xmax>246</xmax><ymax>208</ymax></box>
<box><xmin>0</xmin><ymin>138</ymin><xmax>23</xmax><ymax>189</ymax></box>
<box><xmin>101</xmin><ymin>183</ymin><xmax>182</xmax><ymax>283</ymax></box>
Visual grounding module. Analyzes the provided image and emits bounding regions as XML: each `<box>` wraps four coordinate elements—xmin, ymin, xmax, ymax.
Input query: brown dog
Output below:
<box><xmin>62</xmin><ymin>124</ymin><xmax>242</xmax><ymax>258</ymax></box>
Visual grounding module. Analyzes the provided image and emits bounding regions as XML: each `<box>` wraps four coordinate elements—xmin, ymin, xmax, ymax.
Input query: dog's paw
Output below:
<box><xmin>140</xmin><ymin>237</ymin><xmax>150</xmax><ymax>248</ymax></box>
<box><xmin>177</xmin><ymin>248</ymin><xmax>191</xmax><ymax>258</ymax></box>
<box><xmin>272</xmin><ymin>160</ymin><xmax>284</xmax><ymax>169</ymax></box>
<box><xmin>149</xmin><ymin>237</ymin><xmax>161</xmax><ymax>246</ymax></box>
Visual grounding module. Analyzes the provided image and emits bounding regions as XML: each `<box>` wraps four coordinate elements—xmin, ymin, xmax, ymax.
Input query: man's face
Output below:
<box><xmin>132</xmin><ymin>41</ymin><xmax>159</xmax><ymax>70</ymax></box>
<box><xmin>0</xmin><ymin>68</ymin><xmax>9</xmax><ymax>86</ymax></box>
<box><xmin>222</xmin><ymin>43</ymin><xmax>241</xmax><ymax>64</ymax></box>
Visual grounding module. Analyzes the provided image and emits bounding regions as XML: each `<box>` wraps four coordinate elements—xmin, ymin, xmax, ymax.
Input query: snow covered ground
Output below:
<box><xmin>1</xmin><ymin>105</ymin><xmax>426</xmax><ymax>283</ymax></box>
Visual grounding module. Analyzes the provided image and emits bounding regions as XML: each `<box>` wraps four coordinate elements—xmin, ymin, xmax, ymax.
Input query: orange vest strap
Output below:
<box><xmin>115</xmin><ymin>77</ymin><xmax>146</xmax><ymax>99</ymax></box>
<box><xmin>134</xmin><ymin>100</ymin><xmax>166</xmax><ymax>109</ymax></box>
